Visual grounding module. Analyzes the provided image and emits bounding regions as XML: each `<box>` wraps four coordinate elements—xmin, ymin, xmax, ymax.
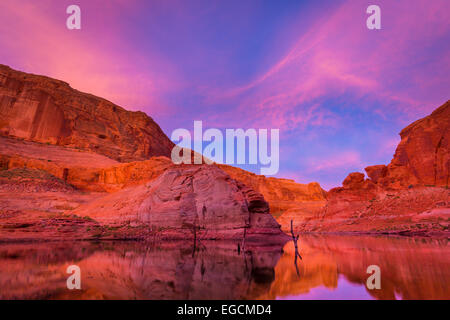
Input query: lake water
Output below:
<box><xmin>0</xmin><ymin>235</ymin><xmax>448</xmax><ymax>300</ymax></box>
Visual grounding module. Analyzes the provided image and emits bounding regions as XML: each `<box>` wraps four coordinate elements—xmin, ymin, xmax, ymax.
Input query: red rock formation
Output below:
<box><xmin>96</xmin><ymin>157</ymin><xmax>173</xmax><ymax>192</ymax></box>
<box><xmin>0</xmin><ymin>64</ymin><xmax>174</xmax><ymax>162</ymax></box>
<box><xmin>283</xmin><ymin>101</ymin><xmax>450</xmax><ymax>234</ymax></box>
<box><xmin>380</xmin><ymin>100</ymin><xmax>450</xmax><ymax>188</ymax></box>
<box><xmin>218</xmin><ymin>164</ymin><xmax>326</xmax><ymax>215</ymax></box>
<box><xmin>0</xmin><ymin>135</ymin><xmax>288</xmax><ymax>241</ymax></box>
<box><xmin>75</xmin><ymin>165</ymin><xmax>288</xmax><ymax>242</ymax></box>
<box><xmin>364</xmin><ymin>165</ymin><xmax>387</xmax><ymax>184</ymax></box>
<box><xmin>335</xmin><ymin>100</ymin><xmax>449</xmax><ymax>192</ymax></box>
<box><xmin>342</xmin><ymin>172</ymin><xmax>365</xmax><ymax>189</ymax></box>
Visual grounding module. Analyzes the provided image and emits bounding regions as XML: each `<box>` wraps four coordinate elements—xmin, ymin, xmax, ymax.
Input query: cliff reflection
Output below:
<box><xmin>0</xmin><ymin>235</ymin><xmax>448</xmax><ymax>300</ymax></box>
<box><xmin>0</xmin><ymin>241</ymin><xmax>283</xmax><ymax>299</ymax></box>
<box><xmin>259</xmin><ymin>235</ymin><xmax>449</xmax><ymax>300</ymax></box>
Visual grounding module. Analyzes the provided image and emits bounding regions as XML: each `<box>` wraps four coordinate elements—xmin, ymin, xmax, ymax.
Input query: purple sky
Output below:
<box><xmin>1</xmin><ymin>0</ymin><xmax>449</xmax><ymax>189</ymax></box>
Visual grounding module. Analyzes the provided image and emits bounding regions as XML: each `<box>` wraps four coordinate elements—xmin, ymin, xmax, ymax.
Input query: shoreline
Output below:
<box><xmin>0</xmin><ymin>229</ymin><xmax>448</xmax><ymax>244</ymax></box>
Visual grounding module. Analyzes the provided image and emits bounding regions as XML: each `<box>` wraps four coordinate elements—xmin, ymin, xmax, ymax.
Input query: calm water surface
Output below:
<box><xmin>0</xmin><ymin>235</ymin><xmax>448</xmax><ymax>300</ymax></box>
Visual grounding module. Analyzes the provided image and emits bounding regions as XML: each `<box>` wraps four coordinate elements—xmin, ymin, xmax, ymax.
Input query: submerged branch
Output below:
<box><xmin>290</xmin><ymin>220</ymin><xmax>302</xmax><ymax>277</ymax></box>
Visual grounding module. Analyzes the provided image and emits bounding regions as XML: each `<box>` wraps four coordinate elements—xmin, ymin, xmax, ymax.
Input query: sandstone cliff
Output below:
<box><xmin>284</xmin><ymin>101</ymin><xmax>450</xmax><ymax>235</ymax></box>
<box><xmin>74</xmin><ymin>165</ymin><xmax>287</xmax><ymax>242</ymax></box>
<box><xmin>218</xmin><ymin>164</ymin><xmax>326</xmax><ymax>215</ymax></box>
<box><xmin>0</xmin><ymin>64</ymin><xmax>174</xmax><ymax>162</ymax></box>
<box><xmin>374</xmin><ymin>100</ymin><xmax>450</xmax><ymax>189</ymax></box>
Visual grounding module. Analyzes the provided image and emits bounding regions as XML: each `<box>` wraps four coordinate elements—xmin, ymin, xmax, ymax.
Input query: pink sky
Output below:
<box><xmin>1</xmin><ymin>0</ymin><xmax>449</xmax><ymax>189</ymax></box>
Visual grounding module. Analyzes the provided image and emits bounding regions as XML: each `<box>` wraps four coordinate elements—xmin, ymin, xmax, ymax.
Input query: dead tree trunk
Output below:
<box><xmin>290</xmin><ymin>220</ymin><xmax>302</xmax><ymax>276</ymax></box>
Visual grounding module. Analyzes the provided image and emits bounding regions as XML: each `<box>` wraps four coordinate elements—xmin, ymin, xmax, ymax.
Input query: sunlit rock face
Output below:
<box><xmin>218</xmin><ymin>164</ymin><xmax>328</xmax><ymax>233</ymax></box>
<box><xmin>75</xmin><ymin>165</ymin><xmax>288</xmax><ymax>242</ymax></box>
<box><xmin>283</xmin><ymin>101</ymin><xmax>450</xmax><ymax>234</ymax></box>
<box><xmin>219</xmin><ymin>164</ymin><xmax>327</xmax><ymax>215</ymax></box>
<box><xmin>382</xmin><ymin>100</ymin><xmax>450</xmax><ymax>188</ymax></box>
<box><xmin>0</xmin><ymin>62</ymin><xmax>288</xmax><ymax>242</ymax></box>
<box><xmin>364</xmin><ymin>165</ymin><xmax>387</xmax><ymax>184</ymax></box>
<box><xmin>336</xmin><ymin>100</ymin><xmax>449</xmax><ymax>191</ymax></box>
<box><xmin>0</xmin><ymin>64</ymin><xmax>174</xmax><ymax>162</ymax></box>
<box><xmin>1</xmin><ymin>65</ymin><xmax>447</xmax><ymax>237</ymax></box>
<box><xmin>355</xmin><ymin>100</ymin><xmax>450</xmax><ymax>190</ymax></box>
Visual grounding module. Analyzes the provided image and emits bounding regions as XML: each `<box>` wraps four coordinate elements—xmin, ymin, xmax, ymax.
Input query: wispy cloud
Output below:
<box><xmin>1</xmin><ymin>0</ymin><xmax>448</xmax><ymax>189</ymax></box>
<box><xmin>308</xmin><ymin>151</ymin><xmax>363</xmax><ymax>172</ymax></box>
<box><xmin>0</xmin><ymin>0</ymin><xmax>180</xmax><ymax>113</ymax></box>
<box><xmin>204</xmin><ymin>0</ymin><xmax>450</xmax><ymax>129</ymax></box>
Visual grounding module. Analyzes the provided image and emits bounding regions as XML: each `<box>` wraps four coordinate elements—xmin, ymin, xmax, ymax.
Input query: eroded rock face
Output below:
<box><xmin>284</xmin><ymin>101</ymin><xmax>450</xmax><ymax>234</ymax></box>
<box><xmin>75</xmin><ymin>165</ymin><xmax>288</xmax><ymax>242</ymax></box>
<box><xmin>365</xmin><ymin>165</ymin><xmax>387</xmax><ymax>184</ymax></box>
<box><xmin>339</xmin><ymin>101</ymin><xmax>450</xmax><ymax>191</ymax></box>
<box><xmin>381</xmin><ymin>101</ymin><xmax>450</xmax><ymax>188</ymax></box>
<box><xmin>342</xmin><ymin>172</ymin><xmax>365</xmax><ymax>189</ymax></box>
<box><xmin>334</xmin><ymin>101</ymin><xmax>449</xmax><ymax>193</ymax></box>
<box><xmin>218</xmin><ymin>164</ymin><xmax>326</xmax><ymax>214</ymax></box>
<box><xmin>97</xmin><ymin>156</ymin><xmax>174</xmax><ymax>192</ymax></box>
<box><xmin>0</xmin><ymin>64</ymin><xmax>174</xmax><ymax>162</ymax></box>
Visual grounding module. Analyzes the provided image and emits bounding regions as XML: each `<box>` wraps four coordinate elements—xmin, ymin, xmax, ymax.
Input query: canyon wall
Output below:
<box><xmin>372</xmin><ymin>100</ymin><xmax>449</xmax><ymax>189</ymax></box>
<box><xmin>285</xmin><ymin>101</ymin><xmax>450</xmax><ymax>234</ymax></box>
<box><xmin>218</xmin><ymin>164</ymin><xmax>326</xmax><ymax>215</ymax></box>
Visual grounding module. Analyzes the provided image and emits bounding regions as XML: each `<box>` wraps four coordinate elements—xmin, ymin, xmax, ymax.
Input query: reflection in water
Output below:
<box><xmin>0</xmin><ymin>235</ymin><xmax>448</xmax><ymax>300</ymax></box>
<box><xmin>258</xmin><ymin>235</ymin><xmax>450</xmax><ymax>300</ymax></box>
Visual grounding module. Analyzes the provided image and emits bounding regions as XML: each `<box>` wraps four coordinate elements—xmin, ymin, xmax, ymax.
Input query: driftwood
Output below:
<box><xmin>290</xmin><ymin>220</ymin><xmax>302</xmax><ymax>276</ymax></box>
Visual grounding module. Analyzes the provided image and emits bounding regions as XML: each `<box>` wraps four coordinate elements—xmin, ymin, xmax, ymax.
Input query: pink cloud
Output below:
<box><xmin>308</xmin><ymin>151</ymin><xmax>363</xmax><ymax>172</ymax></box>
<box><xmin>203</xmin><ymin>0</ymin><xmax>450</xmax><ymax>129</ymax></box>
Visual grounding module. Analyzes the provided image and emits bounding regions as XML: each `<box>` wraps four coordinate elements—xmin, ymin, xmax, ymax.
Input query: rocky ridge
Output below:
<box><xmin>0</xmin><ymin>64</ymin><xmax>174</xmax><ymax>162</ymax></box>
<box><xmin>283</xmin><ymin>101</ymin><xmax>450</xmax><ymax>235</ymax></box>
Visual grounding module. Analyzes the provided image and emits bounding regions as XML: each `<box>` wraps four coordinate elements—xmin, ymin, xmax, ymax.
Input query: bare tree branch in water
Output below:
<box><xmin>290</xmin><ymin>220</ymin><xmax>302</xmax><ymax>277</ymax></box>
<box><xmin>190</xmin><ymin>209</ymin><xmax>204</xmax><ymax>257</ymax></box>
